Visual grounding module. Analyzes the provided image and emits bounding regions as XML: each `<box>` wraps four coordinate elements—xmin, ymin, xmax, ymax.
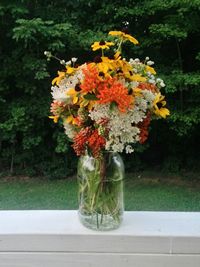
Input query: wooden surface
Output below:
<box><xmin>0</xmin><ymin>210</ymin><xmax>200</xmax><ymax>266</ymax></box>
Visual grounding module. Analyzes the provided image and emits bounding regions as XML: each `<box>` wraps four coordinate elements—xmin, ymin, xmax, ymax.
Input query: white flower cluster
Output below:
<box><xmin>129</xmin><ymin>57</ymin><xmax>165</xmax><ymax>88</ymax></box>
<box><xmin>63</xmin><ymin>121</ymin><xmax>76</xmax><ymax>139</ymax></box>
<box><xmin>51</xmin><ymin>66</ymin><xmax>85</xmax><ymax>102</ymax></box>
<box><xmin>89</xmin><ymin>88</ymin><xmax>156</xmax><ymax>153</ymax></box>
<box><xmin>60</xmin><ymin>57</ymin><xmax>78</xmax><ymax>66</ymax></box>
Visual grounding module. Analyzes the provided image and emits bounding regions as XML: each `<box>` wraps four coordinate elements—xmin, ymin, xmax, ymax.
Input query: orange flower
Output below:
<box><xmin>50</xmin><ymin>100</ymin><xmax>66</xmax><ymax>115</ymax></box>
<box><xmin>72</xmin><ymin>127</ymin><xmax>106</xmax><ymax>157</ymax></box>
<box><xmin>88</xmin><ymin>129</ymin><xmax>106</xmax><ymax>157</ymax></box>
<box><xmin>97</xmin><ymin>78</ymin><xmax>133</xmax><ymax>112</ymax></box>
<box><xmin>138</xmin><ymin>82</ymin><xmax>157</xmax><ymax>92</ymax></box>
<box><xmin>72</xmin><ymin>127</ymin><xmax>92</xmax><ymax>156</ymax></box>
<box><xmin>138</xmin><ymin>112</ymin><xmax>151</xmax><ymax>144</ymax></box>
<box><xmin>80</xmin><ymin>64</ymin><xmax>100</xmax><ymax>93</ymax></box>
<box><xmin>73</xmin><ymin>116</ymin><xmax>83</xmax><ymax>127</ymax></box>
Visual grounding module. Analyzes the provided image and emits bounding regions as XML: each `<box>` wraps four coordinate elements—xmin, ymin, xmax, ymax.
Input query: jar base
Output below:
<box><xmin>78</xmin><ymin>211</ymin><xmax>123</xmax><ymax>231</ymax></box>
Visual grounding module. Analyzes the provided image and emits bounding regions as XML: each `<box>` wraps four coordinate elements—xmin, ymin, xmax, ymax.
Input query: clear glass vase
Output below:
<box><xmin>77</xmin><ymin>152</ymin><xmax>124</xmax><ymax>231</ymax></box>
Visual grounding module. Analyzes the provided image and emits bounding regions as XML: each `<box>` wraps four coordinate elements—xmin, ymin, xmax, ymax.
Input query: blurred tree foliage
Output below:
<box><xmin>0</xmin><ymin>0</ymin><xmax>200</xmax><ymax>177</ymax></box>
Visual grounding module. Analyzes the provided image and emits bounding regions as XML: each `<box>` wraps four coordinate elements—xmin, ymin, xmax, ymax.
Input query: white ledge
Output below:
<box><xmin>0</xmin><ymin>211</ymin><xmax>200</xmax><ymax>266</ymax></box>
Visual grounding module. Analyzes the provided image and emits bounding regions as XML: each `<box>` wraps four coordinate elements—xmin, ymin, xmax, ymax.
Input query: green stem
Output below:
<box><xmin>96</xmin><ymin>213</ymin><xmax>99</xmax><ymax>228</ymax></box>
<box><xmin>100</xmin><ymin>209</ymin><xmax>104</xmax><ymax>224</ymax></box>
<box><xmin>117</xmin><ymin>38</ymin><xmax>123</xmax><ymax>53</ymax></box>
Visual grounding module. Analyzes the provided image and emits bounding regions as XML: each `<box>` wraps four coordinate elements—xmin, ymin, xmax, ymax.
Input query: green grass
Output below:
<box><xmin>0</xmin><ymin>175</ymin><xmax>200</xmax><ymax>211</ymax></box>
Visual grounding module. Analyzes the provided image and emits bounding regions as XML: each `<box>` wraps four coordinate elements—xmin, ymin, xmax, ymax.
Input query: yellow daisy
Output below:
<box><xmin>66</xmin><ymin>88</ymin><xmax>79</xmax><ymax>104</ymax></box>
<box><xmin>91</xmin><ymin>40</ymin><xmax>114</xmax><ymax>51</ymax></box>
<box><xmin>146</xmin><ymin>65</ymin><xmax>156</xmax><ymax>75</ymax></box>
<box><xmin>109</xmin><ymin>31</ymin><xmax>139</xmax><ymax>45</ymax></box>
<box><xmin>52</xmin><ymin>71</ymin><xmax>65</xmax><ymax>85</ymax></box>
<box><xmin>133</xmin><ymin>88</ymin><xmax>143</xmax><ymax>97</ymax></box>
<box><xmin>65</xmin><ymin>115</ymin><xmax>77</xmax><ymax>125</ymax></box>
<box><xmin>131</xmin><ymin>74</ymin><xmax>147</xmax><ymax>82</ymax></box>
<box><xmin>79</xmin><ymin>98</ymin><xmax>96</xmax><ymax>110</ymax></box>
<box><xmin>97</xmin><ymin>57</ymin><xmax>115</xmax><ymax>73</ymax></box>
<box><xmin>66</xmin><ymin>66</ymin><xmax>76</xmax><ymax>75</ymax></box>
<box><xmin>153</xmin><ymin>93</ymin><xmax>170</xmax><ymax>118</ymax></box>
<box><xmin>49</xmin><ymin>115</ymin><xmax>59</xmax><ymax>123</ymax></box>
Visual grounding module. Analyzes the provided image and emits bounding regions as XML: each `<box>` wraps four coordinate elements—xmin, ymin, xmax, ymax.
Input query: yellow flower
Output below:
<box><xmin>79</xmin><ymin>97</ymin><xmax>96</xmax><ymax>110</ymax></box>
<box><xmin>131</xmin><ymin>74</ymin><xmax>147</xmax><ymax>82</ymax></box>
<box><xmin>153</xmin><ymin>93</ymin><xmax>170</xmax><ymax>118</ymax></box>
<box><xmin>66</xmin><ymin>66</ymin><xmax>76</xmax><ymax>75</ymax></box>
<box><xmin>91</xmin><ymin>40</ymin><xmax>114</xmax><ymax>51</ymax></box>
<box><xmin>51</xmin><ymin>67</ymin><xmax>76</xmax><ymax>86</ymax></box>
<box><xmin>65</xmin><ymin>115</ymin><xmax>77</xmax><ymax>125</ymax></box>
<box><xmin>52</xmin><ymin>71</ymin><xmax>65</xmax><ymax>85</ymax></box>
<box><xmin>66</xmin><ymin>87</ymin><xmax>96</xmax><ymax>109</ymax></box>
<box><xmin>67</xmin><ymin>88</ymin><xmax>79</xmax><ymax>104</ymax></box>
<box><xmin>114</xmin><ymin>57</ymin><xmax>132</xmax><ymax>77</ymax></box>
<box><xmin>97</xmin><ymin>57</ymin><xmax>115</xmax><ymax>73</ymax></box>
<box><xmin>133</xmin><ymin>88</ymin><xmax>143</xmax><ymax>97</ymax></box>
<box><xmin>114</xmin><ymin>51</ymin><xmax>121</xmax><ymax>60</ymax></box>
<box><xmin>109</xmin><ymin>31</ymin><xmax>139</xmax><ymax>45</ymax></box>
<box><xmin>146</xmin><ymin>65</ymin><xmax>156</xmax><ymax>75</ymax></box>
<box><xmin>49</xmin><ymin>115</ymin><xmax>59</xmax><ymax>123</ymax></box>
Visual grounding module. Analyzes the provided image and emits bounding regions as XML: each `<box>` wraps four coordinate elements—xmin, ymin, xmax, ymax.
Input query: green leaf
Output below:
<box><xmin>84</xmin><ymin>93</ymin><xmax>99</xmax><ymax>100</ymax></box>
<box><xmin>110</xmin><ymin>102</ymin><xmax>117</xmax><ymax>111</ymax></box>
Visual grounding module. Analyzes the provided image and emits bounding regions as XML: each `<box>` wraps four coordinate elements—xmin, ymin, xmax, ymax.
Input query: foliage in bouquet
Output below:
<box><xmin>46</xmin><ymin>30</ymin><xmax>169</xmax><ymax>158</ymax></box>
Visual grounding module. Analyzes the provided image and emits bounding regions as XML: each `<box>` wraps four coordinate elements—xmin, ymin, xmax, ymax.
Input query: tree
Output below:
<box><xmin>0</xmin><ymin>0</ymin><xmax>200</xmax><ymax>176</ymax></box>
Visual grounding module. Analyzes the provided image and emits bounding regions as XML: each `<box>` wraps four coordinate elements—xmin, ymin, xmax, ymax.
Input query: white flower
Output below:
<box><xmin>142</xmin><ymin>89</ymin><xmax>156</xmax><ymax>108</ymax></box>
<box><xmin>147</xmin><ymin>60</ymin><xmax>154</xmax><ymax>66</ymax></box>
<box><xmin>63</xmin><ymin>122</ymin><xmax>76</xmax><ymax>139</ymax></box>
<box><xmin>156</xmin><ymin>78</ymin><xmax>165</xmax><ymax>88</ymax></box>
<box><xmin>51</xmin><ymin>86</ymin><xmax>71</xmax><ymax>102</ymax></box>
<box><xmin>126</xmin><ymin>145</ymin><xmax>134</xmax><ymax>153</ymax></box>
<box><xmin>129</xmin><ymin>58</ymin><xmax>134</xmax><ymax>64</ymax></box>
<box><xmin>60</xmin><ymin>60</ymin><xmax>66</xmax><ymax>65</ymax></box>
<box><xmin>71</xmin><ymin>57</ymin><xmax>78</xmax><ymax>63</ymax></box>
<box><xmin>149</xmin><ymin>79</ymin><xmax>155</xmax><ymax>84</ymax></box>
<box><xmin>145</xmin><ymin>56</ymin><xmax>150</xmax><ymax>61</ymax></box>
<box><xmin>134</xmin><ymin>58</ymin><xmax>140</xmax><ymax>63</ymax></box>
<box><xmin>160</xmin><ymin>82</ymin><xmax>165</xmax><ymax>87</ymax></box>
<box><xmin>146</xmin><ymin>71</ymin><xmax>151</xmax><ymax>76</ymax></box>
<box><xmin>44</xmin><ymin>51</ymin><xmax>51</xmax><ymax>57</ymax></box>
<box><xmin>89</xmin><ymin>102</ymin><xmax>146</xmax><ymax>153</ymax></box>
<box><xmin>130</xmin><ymin>81</ymin><xmax>139</xmax><ymax>88</ymax></box>
<box><xmin>65</xmin><ymin>60</ymin><xmax>71</xmax><ymax>66</ymax></box>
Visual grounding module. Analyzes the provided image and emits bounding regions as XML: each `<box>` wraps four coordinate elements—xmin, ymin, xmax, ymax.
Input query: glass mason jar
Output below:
<box><xmin>77</xmin><ymin>152</ymin><xmax>124</xmax><ymax>231</ymax></box>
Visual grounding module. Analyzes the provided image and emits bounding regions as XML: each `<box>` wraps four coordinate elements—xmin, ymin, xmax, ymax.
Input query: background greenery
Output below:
<box><xmin>0</xmin><ymin>0</ymin><xmax>200</xmax><ymax>178</ymax></box>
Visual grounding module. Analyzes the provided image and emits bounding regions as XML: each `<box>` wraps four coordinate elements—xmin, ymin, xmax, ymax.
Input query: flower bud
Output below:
<box><xmin>147</xmin><ymin>60</ymin><xmax>154</xmax><ymax>66</ymax></box>
<box><xmin>60</xmin><ymin>60</ymin><xmax>66</xmax><ymax>65</ymax></box>
<box><xmin>71</xmin><ymin>57</ymin><xmax>78</xmax><ymax>63</ymax></box>
<box><xmin>44</xmin><ymin>51</ymin><xmax>51</xmax><ymax>58</ymax></box>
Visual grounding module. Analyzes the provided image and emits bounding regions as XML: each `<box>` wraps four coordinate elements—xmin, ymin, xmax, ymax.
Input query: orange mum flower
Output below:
<box><xmin>72</xmin><ymin>127</ymin><xmax>92</xmax><ymax>156</ymax></box>
<box><xmin>80</xmin><ymin>64</ymin><xmax>100</xmax><ymax>93</ymax></box>
<box><xmin>72</xmin><ymin>127</ymin><xmax>106</xmax><ymax>157</ymax></box>
<box><xmin>138</xmin><ymin>82</ymin><xmax>157</xmax><ymax>92</ymax></box>
<box><xmin>50</xmin><ymin>100</ymin><xmax>66</xmax><ymax>115</ymax></box>
<box><xmin>88</xmin><ymin>129</ymin><xmax>106</xmax><ymax>157</ymax></box>
<box><xmin>138</xmin><ymin>112</ymin><xmax>151</xmax><ymax>144</ymax></box>
<box><xmin>97</xmin><ymin>78</ymin><xmax>133</xmax><ymax>112</ymax></box>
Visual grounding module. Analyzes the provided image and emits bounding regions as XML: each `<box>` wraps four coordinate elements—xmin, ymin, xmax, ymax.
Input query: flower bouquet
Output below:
<box><xmin>46</xmin><ymin>30</ymin><xmax>169</xmax><ymax>230</ymax></box>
